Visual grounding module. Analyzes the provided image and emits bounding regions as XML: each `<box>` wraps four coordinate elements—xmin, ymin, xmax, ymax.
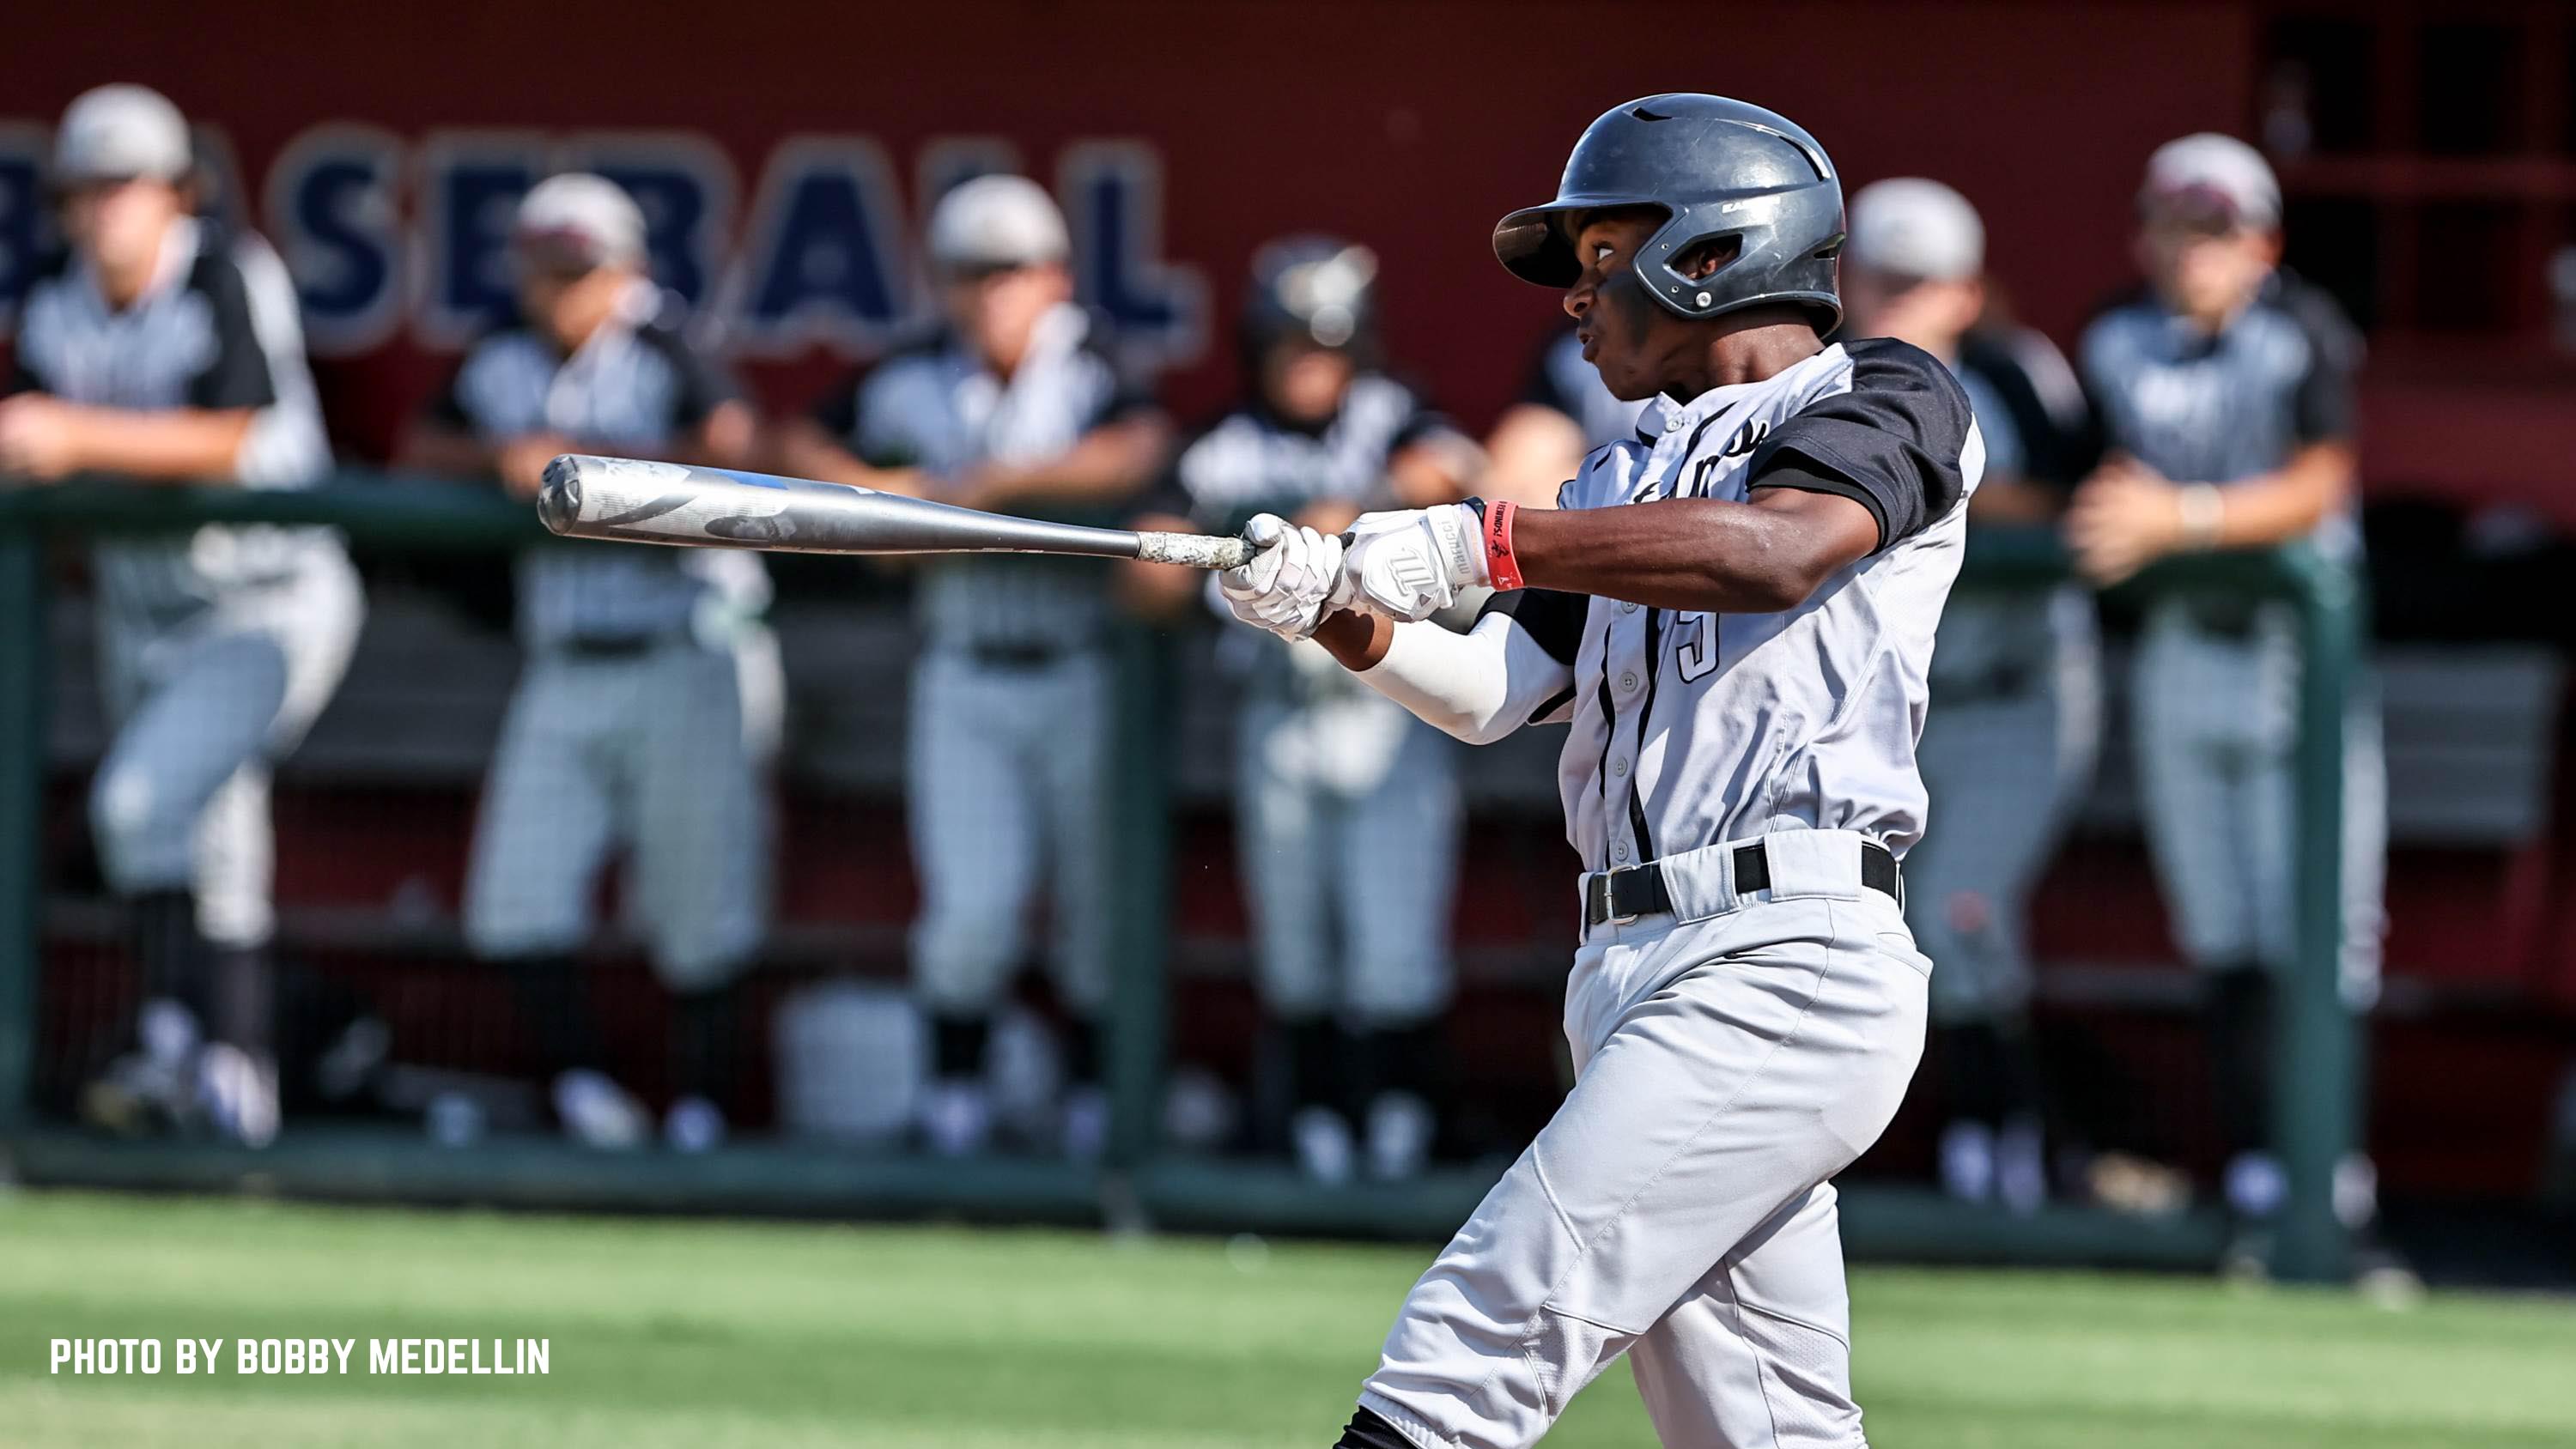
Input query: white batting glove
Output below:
<box><xmin>1340</xmin><ymin>503</ymin><xmax>1490</xmax><ymax>622</ymax></box>
<box><xmin>1218</xmin><ymin>513</ymin><xmax>1347</xmax><ymax>640</ymax></box>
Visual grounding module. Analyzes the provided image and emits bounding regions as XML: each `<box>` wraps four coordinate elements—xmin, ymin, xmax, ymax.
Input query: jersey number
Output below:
<box><xmin>1672</xmin><ymin>611</ymin><xmax>1720</xmax><ymax>682</ymax></box>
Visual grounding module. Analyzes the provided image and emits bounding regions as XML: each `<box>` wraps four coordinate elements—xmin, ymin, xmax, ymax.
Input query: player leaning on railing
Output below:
<box><xmin>0</xmin><ymin>84</ymin><xmax>362</xmax><ymax>1149</ymax></box>
<box><xmin>398</xmin><ymin>173</ymin><xmax>775</xmax><ymax>1154</ymax></box>
<box><xmin>2064</xmin><ymin>133</ymin><xmax>2394</xmax><ymax>1277</ymax></box>
<box><xmin>1219</xmin><ymin>94</ymin><xmax>1979</xmax><ymax>1449</ymax></box>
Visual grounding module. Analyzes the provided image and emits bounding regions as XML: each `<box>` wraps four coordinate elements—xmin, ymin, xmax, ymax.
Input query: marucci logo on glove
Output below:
<box><xmin>1388</xmin><ymin>554</ymin><xmax>1442</xmax><ymax>599</ymax></box>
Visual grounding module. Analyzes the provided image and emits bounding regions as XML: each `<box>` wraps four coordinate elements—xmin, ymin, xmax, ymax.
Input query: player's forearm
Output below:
<box><xmin>2190</xmin><ymin>442</ymin><xmax>2354</xmax><ymax>549</ymax></box>
<box><xmin>59</xmin><ymin>405</ymin><xmax>258</xmax><ymax>483</ymax></box>
<box><xmin>1510</xmin><ymin>490</ymin><xmax>1875</xmax><ymax>614</ymax></box>
<box><xmin>1319</xmin><ymin>610</ymin><xmax>1563</xmax><ymax>746</ymax></box>
<box><xmin>972</xmin><ymin>415</ymin><xmax>1171</xmax><ymax>507</ymax></box>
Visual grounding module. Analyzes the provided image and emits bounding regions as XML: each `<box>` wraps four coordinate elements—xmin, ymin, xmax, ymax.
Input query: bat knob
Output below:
<box><xmin>535</xmin><ymin>456</ymin><xmax>582</xmax><ymax>535</ymax></box>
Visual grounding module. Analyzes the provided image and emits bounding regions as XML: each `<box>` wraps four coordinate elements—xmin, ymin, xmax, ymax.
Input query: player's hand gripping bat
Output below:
<box><xmin>535</xmin><ymin>454</ymin><xmax>1255</xmax><ymax>569</ymax></box>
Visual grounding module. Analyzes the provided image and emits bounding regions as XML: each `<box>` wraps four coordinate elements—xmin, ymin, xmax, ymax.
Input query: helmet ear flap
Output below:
<box><xmin>1636</xmin><ymin>219</ymin><xmax>1752</xmax><ymax>318</ymax></box>
<box><xmin>1672</xmin><ymin>233</ymin><xmax>1746</xmax><ymax>282</ymax></box>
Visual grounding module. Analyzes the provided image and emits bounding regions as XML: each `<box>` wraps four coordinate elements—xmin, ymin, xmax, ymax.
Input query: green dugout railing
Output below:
<box><xmin>0</xmin><ymin>478</ymin><xmax>2364</xmax><ymax>1280</ymax></box>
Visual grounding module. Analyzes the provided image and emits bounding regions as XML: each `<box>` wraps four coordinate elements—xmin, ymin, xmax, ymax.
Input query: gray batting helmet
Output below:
<box><xmin>1493</xmin><ymin>94</ymin><xmax>1845</xmax><ymax>330</ymax></box>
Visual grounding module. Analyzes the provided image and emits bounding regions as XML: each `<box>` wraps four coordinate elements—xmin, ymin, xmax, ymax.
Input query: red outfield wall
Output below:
<box><xmin>0</xmin><ymin>1</ymin><xmax>2249</xmax><ymax>452</ymax></box>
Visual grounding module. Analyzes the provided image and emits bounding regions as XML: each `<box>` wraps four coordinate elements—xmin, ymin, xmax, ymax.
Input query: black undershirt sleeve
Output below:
<box><xmin>182</xmin><ymin>252</ymin><xmax>278</xmax><ymax>412</ymax></box>
<box><xmin>2284</xmin><ymin>282</ymin><xmax>2361</xmax><ymax>446</ymax></box>
<box><xmin>1746</xmin><ymin>337</ymin><xmax>1972</xmax><ymax>552</ymax></box>
<box><xmin>651</xmin><ymin>325</ymin><xmax>744</xmax><ymax>435</ymax></box>
<box><xmin>1478</xmin><ymin>585</ymin><xmax>1587</xmax><ymax>665</ymax></box>
<box><xmin>1743</xmin><ymin>460</ymin><xmax>1897</xmax><ymax>543</ymax></box>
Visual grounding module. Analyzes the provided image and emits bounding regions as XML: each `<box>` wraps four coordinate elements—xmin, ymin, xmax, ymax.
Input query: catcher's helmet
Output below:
<box><xmin>1493</xmin><ymin>94</ymin><xmax>1845</xmax><ymax>330</ymax></box>
<box><xmin>1242</xmin><ymin>235</ymin><xmax>1381</xmax><ymax>356</ymax></box>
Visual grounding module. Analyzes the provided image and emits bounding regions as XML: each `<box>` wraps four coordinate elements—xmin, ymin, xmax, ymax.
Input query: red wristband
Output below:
<box><xmin>1479</xmin><ymin>500</ymin><xmax>1524</xmax><ymax>592</ymax></box>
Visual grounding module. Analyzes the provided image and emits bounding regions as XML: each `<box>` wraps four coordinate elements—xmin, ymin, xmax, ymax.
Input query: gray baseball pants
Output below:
<box><xmin>1358</xmin><ymin>829</ymin><xmax>1928</xmax><ymax>1449</ymax></box>
<box><xmin>90</xmin><ymin>553</ymin><xmax>364</xmax><ymax>948</ymax></box>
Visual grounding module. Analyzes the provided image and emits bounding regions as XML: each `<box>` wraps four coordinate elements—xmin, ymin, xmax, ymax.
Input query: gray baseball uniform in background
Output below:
<box><xmin>1170</xmin><ymin>372</ymin><xmax>1465</xmax><ymax>1168</ymax></box>
<box><xmin>1358</xmin><ymin>338</ymin><xmax>1981</xmax><ymax>1449</ymax></box>
<box><xmin>2080</xmin><ymin>269</ymin><xmax>2385</xmax><ymax>1224</ymax></box>
<box><xmin>441</xmin><ymin>279</ymin><xmax>778</xmax><ymax>988</ymax></box>
<box><xmin>811</xmin><ymin>301</ymin><xmax>1153</xmax><ymax>1060</ymax></box>
<box><xmin>2079</xmin><ymin>274</ymin><xmax>2385</xmax><ymax>1003</ymax></box>
<box><xmin>10</xmin><ymin>218</ymin><xmax>362</xmax><ymax>955</ymax></box>
<box><xmin>1905</xmin><ymin>334</ymin><xmax>2101</xmax><ymax>1028</ymax></box>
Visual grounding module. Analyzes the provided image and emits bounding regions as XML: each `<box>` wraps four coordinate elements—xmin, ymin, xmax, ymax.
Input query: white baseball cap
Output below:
<box><xmin>927</xmin><ymin>174</ymin><xmax>1069</xmax><ymax>275</ymax></box>
<box><xmin>2140</xmin><ymin>133</ymin><xmax>2280</xmax><ymax>230</ymax></box>
<box><xmin>513</xmin><ymin>173</ymin><xmax>647</xmax><ymax>270</ymax></box>
<box><xmin>53</xmin><ymin>83</ymin><xmax>192</xmax><ymax>185</ymax></box>
<box><xmin>1847</xmin><ymin>179</ymin><xmax>1984</xmax><ymax>282</ymax></box>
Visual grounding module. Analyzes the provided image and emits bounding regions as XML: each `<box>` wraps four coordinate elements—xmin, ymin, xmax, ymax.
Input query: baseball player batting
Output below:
<box><xmin>1218</xmin><ymin>95</ymin><xmax>1981</xmax><ymax>1448</ymax></box>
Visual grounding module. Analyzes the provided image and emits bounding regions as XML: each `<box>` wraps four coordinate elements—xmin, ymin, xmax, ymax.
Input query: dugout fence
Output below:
<box><xmin>0</xmin><ymin>476</ymin><xmax>2364</xmax><ymax>1281</ymax></box>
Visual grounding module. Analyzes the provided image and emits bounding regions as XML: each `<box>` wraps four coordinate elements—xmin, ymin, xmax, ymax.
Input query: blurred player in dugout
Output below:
<box><xmin>2064</xmin><ymin>135</ymin><xmax>2388</xmax><ymax>1252</ymax></box>
<box><xmin>2</xmin><ymin>85</ymin><xmax>361</xmax><ymax>1148</ymax></box>
<box><xmin>776</xmin><ymin>175</ymin><xmax>1170</xmax><ymax>1160</ymax></box>
<box><xmin>1127</xmin><ymin>239</ymin><xmax>1482</xmax><ymax>1182</ymax></box>
<box><xmin>400</xmin><ymin>173</ymin><xmax>777</xmax><ymax>1153</ymax></box>
<box><xmin>1840</xmin><ymin>179</ymin><xmax>2100</xmax><ymax>1213</ymax></box>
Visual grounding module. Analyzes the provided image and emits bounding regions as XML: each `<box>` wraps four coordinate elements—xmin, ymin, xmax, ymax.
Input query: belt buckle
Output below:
<box><xmin>1586</xmin><ymin>870</ymin><xmax>1637</xmax><ymax>931</ymax></box>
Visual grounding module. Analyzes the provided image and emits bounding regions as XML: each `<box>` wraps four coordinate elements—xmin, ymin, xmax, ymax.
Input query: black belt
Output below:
<box><xmin>557</xmin><ymin>633</ymin><xmax>678</xmax><ymax>659</ymax></box>
<box><xmin>2176</xmin><ymin>596</ymin><xmax>2267</xmax><ymax>639</ymax></box>
<box><xmin>1584</xmin><ymin>839</ymin><xmax>1900</xmax><ymax>931</ymax></box>
<box><xmin>966</xmin><ymin>641</ymin><xmax>1082</xmax><ymax>668</ymax></box>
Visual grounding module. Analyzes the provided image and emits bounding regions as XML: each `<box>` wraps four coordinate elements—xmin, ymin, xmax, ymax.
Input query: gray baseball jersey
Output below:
<box><xmin>2079</xmin><ymin>271</ymin><xmax>2383</xmax><ymax>993</ymax></box>
<box><xmin>434</xmin><ymin>280</ymin><xmax>769</xmax><ymax>647</ymax></box>
<box><xmin>437</xmin><ymin>285</ymin><xmax>774</xmax><ymax>981</ymax></box>
<box><xmin>1168</xmin><ymin>373</ymin><xmax>1467</xmax><ymax>1026</ymax></box>
<box><xmin>812</xmin><ymin>302</ymin><xmax>1151</xmax><ymax>653</ymax></box>
<box><xmin>1485</xmin><ymin>337</ymin><xmax>1984</xmax><ymax>874</ymax></box>
<box><xmin>9</xmin><ymin>218</ymin><xmax>362</xmax><ymax>948</ymax></box>
<box><xmin>814</xmin><ymin>301</ymin><xmax>1156</xmax><ymax>1022</ymax></box>
<box><xmin>13</xmin><ymin>219</ymin><xmax>346</xmax><ymax>623</ymax></box>
<box><xmin>1356</xmin><ymin>337</ymin><xmax>1979</xmax><ymax>1449</ymax></box>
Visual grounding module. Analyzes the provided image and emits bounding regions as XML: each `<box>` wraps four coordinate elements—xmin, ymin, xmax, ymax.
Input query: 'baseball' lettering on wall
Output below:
<box><xmin>0</xmin><ymin>122</ymin><xmax>1203</xmax><ymax>367</ymax></box>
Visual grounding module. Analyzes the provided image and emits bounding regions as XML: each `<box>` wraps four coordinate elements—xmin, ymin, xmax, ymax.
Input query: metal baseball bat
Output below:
<box><xmin>534</xmin><ymin>454</ymin><xmax>1254</xmax><ymax>568</ymax></box>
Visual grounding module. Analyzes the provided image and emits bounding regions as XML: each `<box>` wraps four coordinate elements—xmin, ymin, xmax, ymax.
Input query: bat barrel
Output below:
<box><xmin>535</xmin><ymin>457</ymin><xmax>584</xmax><ymax>537</ymax></box>
<box><xmin>537</xmin><ymin>454</ymin><xmax>1249</xmax><ymax>567</ymax></box>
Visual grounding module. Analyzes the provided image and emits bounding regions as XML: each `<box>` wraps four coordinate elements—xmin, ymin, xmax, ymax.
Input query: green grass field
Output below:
<box><xmin>4</xmin><ymin>1189</ymin><xmax>2574</xmax><ymax>1447</ymax></box>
